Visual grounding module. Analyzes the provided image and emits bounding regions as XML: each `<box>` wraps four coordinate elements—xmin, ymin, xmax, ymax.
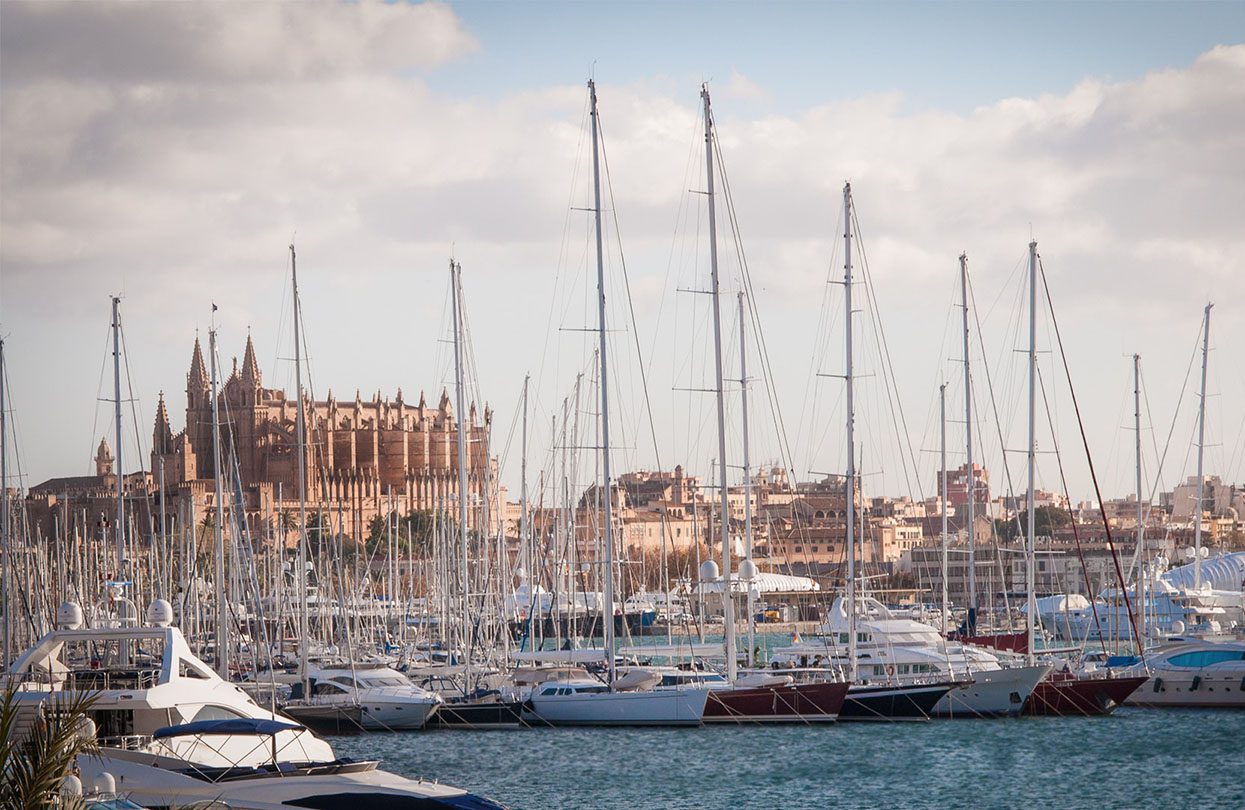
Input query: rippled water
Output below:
<box><xmin>332</xmin><ymin>707</ymin><xmax>1244</xmax><ymax>809</ymax></box>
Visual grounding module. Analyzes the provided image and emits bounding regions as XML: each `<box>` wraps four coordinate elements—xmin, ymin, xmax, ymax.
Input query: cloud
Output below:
<box><xmin>0</xmin><ymin>0</ymin><xmax>476</xmax><ymax>84</ymax></box>
<box><xmin>0</xmin><ymin>1</ymin><xmax>1241</xmax><ymax>497</ymax></box>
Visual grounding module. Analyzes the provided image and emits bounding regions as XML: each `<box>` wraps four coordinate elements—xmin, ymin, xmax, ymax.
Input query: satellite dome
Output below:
<box><xmin>57</xmin><ymin>601</ymin><xmax>83</xmax><ymax>630</ymax></box>
<box><xmin>738</xmin><ymin>559</ymin><xmax>759</xmax><ymax>581</ymax></box>
<box><xmin>700</xmin><ymin>559</ymin><xmax>721</xmax><ymax>582</ymax></box>
<box><xmin>61</xmin><ymin>775</ymin><xmax>83</xmax><ymax>796</ymax></box>
<box><xmin>92</xmin><ymin>773</ymin><xmax>116</xmax><ymax>794</ymax></box>
<box><xmin>147</xmin><ymin>598</ymin><xmax>174</xmax><ymax>627</ymax></box>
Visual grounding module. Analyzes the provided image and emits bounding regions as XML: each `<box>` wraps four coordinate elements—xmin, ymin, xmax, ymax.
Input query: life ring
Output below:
<box><xmin>886</xmin><ymin>664</ymin><xmax>896</xmax><ymax>677</ymax></box>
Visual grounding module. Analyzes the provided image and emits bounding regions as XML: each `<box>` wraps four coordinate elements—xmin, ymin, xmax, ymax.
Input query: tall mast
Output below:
<box><xmin>1133</xmin><ymin>353</ymin><xmax>1145</xmax><ymax>642</ymax></box>
<box><xmin>1194</xmin><ymin>302</ymin><xmax>1212</xmax><ymax>590</ymax></box>
<box><xmin>111</xmin><ymin>296</ymin><xmax>125</xmax><ymax>579</ymax></box>
<box><xmin>450</xmin><ymin>259</ymin><xmax>472</xmax><ymax>690</ymax></box>
<box><xmin>939</xmin><ymin>382</ymin><xmax>949</xmax><ymax>631</ymax></box>
<box><xmin>521</xmin><ymin>373</ymin><xmax>532</xmax><ymax>643</ymax></box>
<box><xmin>290</xmin><ymin>243</ymin><xmax>310</xmax><ymax>698</ymax></box>
<box><xmin>843</xmin><ymin>183</ymin><xmax>857</xmax><ymax>679</ymax></box>
<box><xmin>209</xmin><ymin>326</ymin><xmax>230</xmax><ymax>678</ymax></box>
<box><xmin>1025</xmin><ymin>240</ymin><xmax>1037</xmax><ymax>666</ymax></box>
<box><xmin>588</xmin><ymin>80</ymin><xmax>617</xmax><ymax>685</ymax></box>
<box><xmin>738</xmin><ymin>292</ymin><xmax>756</xmax><ymax>668</ymax></box>
<box><xmin>1</xmin><ymin>337</ymin><xmax>9</xmax><ymax>665</ymax></box>
<box><xmin>701</xmin><ymin>86</ymin><xmax>736</xmax><ymax>682</ymax></box>
<box><xmin>959</xmin><ymin>254</ymin><xmax>977</xmax><ymax>636</ymax></box>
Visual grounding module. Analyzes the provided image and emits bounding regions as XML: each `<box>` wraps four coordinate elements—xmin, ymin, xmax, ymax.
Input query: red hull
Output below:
<box><xmin>1024</xmin><ymin>673</ymin><xmax>1149</xmax><ymax>716</ymax></box>
<box><xmin>703</xmin><ymin>681</ymin><xmax>850</xmax><ymax>723</ymax></box>
<box><xmin>948</xmin><ymin>630</ymin><xmax>1030</xmax><ymax>654</ymax></box>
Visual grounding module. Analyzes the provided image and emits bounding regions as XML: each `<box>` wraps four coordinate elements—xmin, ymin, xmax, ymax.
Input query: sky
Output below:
<box><xmin>1</xmin><ymin>0</ymin><xmax>1243</xmax><ymax>510</ymax></box>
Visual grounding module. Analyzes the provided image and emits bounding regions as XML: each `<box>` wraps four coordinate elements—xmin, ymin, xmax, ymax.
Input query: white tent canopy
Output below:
<box><xmin>688</xmin><ymin>571</ymin><xmax>820</xmax><ymax>596</ymax></box>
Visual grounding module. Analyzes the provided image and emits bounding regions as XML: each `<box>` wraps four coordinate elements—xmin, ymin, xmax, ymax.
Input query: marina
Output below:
<box><xmin>2</xmin><ymin>3</ymin><xmax>1244</xmax><ymax>809</ymax></box>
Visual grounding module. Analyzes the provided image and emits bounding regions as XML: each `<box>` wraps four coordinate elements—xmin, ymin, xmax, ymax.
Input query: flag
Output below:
<box><xmin>212</xmin><ymin>303</ymin><xmax>218</xmax><ymax>312</ymax></box>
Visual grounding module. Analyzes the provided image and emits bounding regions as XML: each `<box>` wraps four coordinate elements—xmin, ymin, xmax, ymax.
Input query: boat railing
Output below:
<box><xmin>98</xmin><ymin>734</ymin><xmax>153</xmax><ymax>751</ymax></box>
<box><xmin>66</xmin><ymin>668</ymin><xmax>162</xmax><ymax>691</ymax></box>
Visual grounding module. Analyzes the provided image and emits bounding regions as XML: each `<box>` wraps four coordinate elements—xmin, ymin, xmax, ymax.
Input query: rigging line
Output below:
<box><xmin>595</xmin><ymin>120</ymin><xmax>682</xmax><ymax>569</ymax></box>
<box><xmin>712</xmin><ymin>127</ymin><xmax>800</xmax><ymax>488</ymax></box>
<box><xmin>89</xmin><ymin>319</ymin><xmax>112</xmax><ymax>473</ymax></box>
<box><xmin>118</xmin><ymin>316</ymin><xmax>160</xmax><ymax>535</ymax></box>
<box><xmin>1140</xmin><ymin>330</ymin><xmax>1200</xmax><ymax>520</ymax></box>
<box><xmin>1038</xmin><ymin>256</ymin><xmax>1142</xmax><ymax>658</ymax></box>
<box><xmin>966</xmin><ymin>265</ymin><xmax>1025</xmax><ymax>539</ymax></box>
<box><xmin>1036</xmin><ymin>361</ymin><xmax>1107</xmax><ymax>645</ymax></box>
<box><xmin>852</xmin><ymin>204</ymin><xmax>921</xmax><ymax>503</ymax></box>
<box><xmin>530</xmin><ymin>91</ymin><xmax>592</xmax><ymax>441</ymax></box>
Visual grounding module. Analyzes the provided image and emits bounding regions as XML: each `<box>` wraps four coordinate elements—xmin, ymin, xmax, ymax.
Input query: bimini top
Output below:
<box><xmin>152</xmin><ymin>718</ymin><xmax>304</xmax><ymax>739</ymax></box>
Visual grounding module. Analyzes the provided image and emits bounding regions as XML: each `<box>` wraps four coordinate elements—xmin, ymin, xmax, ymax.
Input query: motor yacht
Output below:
<box><xmin>1123</xmin><ymin>638</ymin><xmax>1245</xmax><ymax>708</ymax></box>
<box><xmin>785</xmin><ymin>596</ymin><xmax>1050</xmax><ymax>717</ymax></box>
<box><xmin>6</xmin><ymin>600</ymin><xmax>507</xmax><ymax>809</ymax></box>
<box><xmin>280</xmin><ymin>662</ymin><xmax>442</xmax><ymax>732</ymax></box>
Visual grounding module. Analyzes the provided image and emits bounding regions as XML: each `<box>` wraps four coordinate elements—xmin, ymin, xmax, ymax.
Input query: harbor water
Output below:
<box><xmin>333</xmin><ymin>707</ymin><xmax>1245</xmax><ymax>809</ymax></box>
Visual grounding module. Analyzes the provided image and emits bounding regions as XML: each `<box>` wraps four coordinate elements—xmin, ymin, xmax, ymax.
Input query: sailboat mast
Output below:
<box><xmin>939</xmin><ymin>382</ymin><xmax>948</xmax><ymax>631</ymax></box>
<box><xmin>843</xmin><ymin>183</ymin><xmax>857</xmax><ymax>679</ymax></box>
<box><xmin>290</xmin><ymin>244</ymin><xmax>311</xmax><ymax>697</ymax></box>
<box><xmin>959</xmin><ymin>254</ymin><xmax>976</xmax><ymax>635</ymax></box>
<box><xmin>111</xmin><ymin>296</ymin><xmax>125</xmax><ymax>578</ymax></box>
<box><xmin>1194</xmin><ymin>302</ymin><xmax>1212</xmax><ymax>590</ymax></box>
<box><xmin>1025</xmin><ymin>240</ymin><xmax>1037</xmax><ymax>667</ymax></box>
<box><xmin>450</xmin><ymin>259</ymin><xmax>472</xmax><ymax>690</ymax></box>
<box><xmin>1133</xmin><ymin>353</ymin><xmax>1145</xmax><ymax>642</ymax></box>
<box><xmin>701</xmin><ymin>86</ymin><xmax>736</xmax><ymax>682</ymax></box>
<box><xmin>209</xmin><ymin>326</ymin><xmax>230</xmax><ymax>678</ymax></box>
<box><xmin>738</xmin><ymin>292</ymin><xmax>756</xmax><ymax>668</ymax></box>
<box><xmin>588</xmin><ymin>80</ymin><xmax>617</xmax><ymax>685</ymax></box>
<box><xmin>521</xmin><ymin>373</ymin><xmax>532</xmax><ymax>643</ymax></box>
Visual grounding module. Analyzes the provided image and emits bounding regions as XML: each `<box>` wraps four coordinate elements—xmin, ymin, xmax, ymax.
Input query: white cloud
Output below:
<box><xmin>0</xmin><ymin>1</ymin><xmax>1241</xmax><ymax>497</ymax></box>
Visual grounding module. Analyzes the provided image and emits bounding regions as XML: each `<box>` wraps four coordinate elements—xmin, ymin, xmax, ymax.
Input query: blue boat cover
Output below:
<box><xmin>152</xmin><ymin>718</ymin><xmax>304</xmax><ymax>739</ymax></box>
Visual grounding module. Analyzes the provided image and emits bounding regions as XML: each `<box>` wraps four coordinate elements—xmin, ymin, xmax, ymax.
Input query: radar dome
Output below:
<box><xmin>92</xmin><ymin>773</ymin><xmax>116</xmax><ymax>794</ymax></box>
<box><xmin>738</xmin><ymin>559</ymin><xmax>758</xmax><ymax>581</ymax></box>
<box><xmin>1171</xmin><ymin>620</ymin><xmax>1186</xmax><ymax>635</ymax></box>
<box><xmin>74</xmin><ymin>717</ymin><xmax>96</xmax><ymax>743</ymax></box>
<box><xmin>61</xmin><ymin>775</ymin><xmax>82</xmax><ymax>796</ymax></box>
<box><xmin>699</xmin><ymin>559</ymin><xmax>721</xmax><ymax>582</ymax></box>
<box><xmin>57</xmin><ymin>601</ymin><xmax>83</xmax><ymax>630</ymax></box>
<box><xmin>147</xmin><ymin>599</ymin><xmax>174</xmax><ymax>627</ymax></box>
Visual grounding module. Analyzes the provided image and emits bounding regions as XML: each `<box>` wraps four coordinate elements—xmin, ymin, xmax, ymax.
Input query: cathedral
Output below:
<box><xmin>149</xmin><ymin>335</ymin><xmax>496</xmax><ymax>542</ymax></box>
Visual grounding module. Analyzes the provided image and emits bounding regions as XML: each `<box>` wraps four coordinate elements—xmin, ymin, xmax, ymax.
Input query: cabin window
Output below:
<box><xmin>1167</xmin><ymin>650</ymin><xmax>1245</xmax><ymax>668</ymax></box>
<box><xmin>192</xmin><ymin>705</ymin><xmax>247</xmax><ymax>722</ymax></box>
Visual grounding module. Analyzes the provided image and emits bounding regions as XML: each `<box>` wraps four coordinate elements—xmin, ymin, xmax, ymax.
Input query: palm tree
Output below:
<box><xmin>1</xmin><ymin>682</ymin><xmax>99</xmax><ymax>809</ymax></box>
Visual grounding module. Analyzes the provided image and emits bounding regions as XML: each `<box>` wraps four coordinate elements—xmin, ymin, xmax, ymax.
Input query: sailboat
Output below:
<box><xmin>818</xmin><ymin>183</ymin><xmax>957</xmax><ymax>721</ymax></box>
<box><xmin>422</xmin><ymin>258</ymin><xmax>525</xmax><ymax>729</ymax></box>
<box><xmin>525</xmin><ymin>80</ymin><xmax>707</xmax><ymax>727</ymax></box>
<box><xmin>1013</xmin><ymin>241</ymin><xmax>1145</xmax><ymax>716</ymax></box>
<box><xmin>690</xmin><ymin>85</ymin><xmax>848</xmax><ymax>723</ymax></box>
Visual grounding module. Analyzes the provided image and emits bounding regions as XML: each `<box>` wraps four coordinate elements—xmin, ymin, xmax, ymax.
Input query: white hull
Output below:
<box><xmin>527</xmin><ymin>688</ymin><xmax>707</xmax><ymax>726</ymax></box>
<box><xmin>1126</xmin><ymin>672</ymin><xmax>1245</xmax><ymax>708</ymax></box>
<box><xmin>932</xmin><ymin>665</ymin><xmax>1050</xmax><ymax>717</ymax></box>
<box><xmin>360</xmin><ymin>699</ymin><xmax>439</xmax><ymax>730</ymax></box>
<box><xmin>79</xmin><ymin>749</ymin><xmax>488</xmax><ymax>810</ymax></box>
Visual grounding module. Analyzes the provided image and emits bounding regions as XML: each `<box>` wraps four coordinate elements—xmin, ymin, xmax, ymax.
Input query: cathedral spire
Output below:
<box><xmin>240</xmin><ymin>332</ymin><xmax>260</xmax><ymax>387</ymax></box>
<box><xmin>153</xmin><ymin>391</ymin><xmax>173</xmax><ymax>452</ymax></box>
<box><xmin>188</xmin><ymin>336</ymin><xmax>208</xmax><ymax>390</ymax></box>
